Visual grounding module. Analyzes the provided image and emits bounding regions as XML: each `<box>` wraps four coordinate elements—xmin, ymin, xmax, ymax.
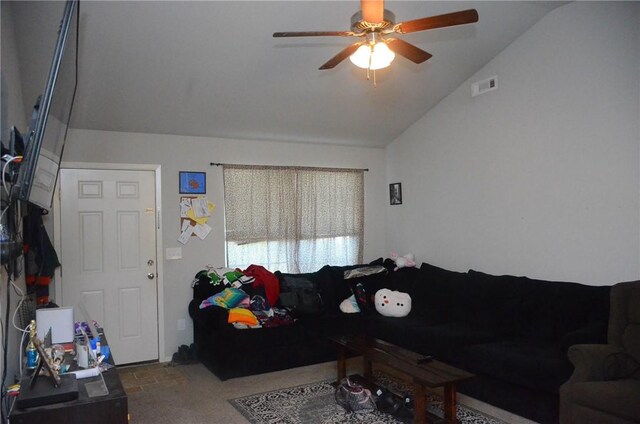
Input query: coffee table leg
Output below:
<box><xmin>413</xmin><ymin>383</ymin><xmax>426</xmax><ymax>424</ymax></box>
<box><xmin>336</xmin><ymin>345</ymin><xmax>346</xmax><ymax>382</ymax></box>
<box><xmin>443</xmin><ymin>383</ymin><xmax>457</xmax><ymax>423</ymax></box>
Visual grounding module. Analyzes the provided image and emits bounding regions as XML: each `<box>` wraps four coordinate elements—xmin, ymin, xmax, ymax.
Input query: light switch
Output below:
<box><xmin>165</xmin><ymin>247</ymin><xmax>182</xmax><ymax>260</ymax></box>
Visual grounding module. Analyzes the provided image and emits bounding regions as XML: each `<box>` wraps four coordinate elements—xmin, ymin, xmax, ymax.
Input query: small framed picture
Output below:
<box><xmin>390</xmin><ymin>183</ymin><xmax>402</xmax><ymax>205</ymax></box>
<box><xmin>179</xmin><ymin>171</ymin><xmax>206</xmax><ymax>194</ymax></box>
<box><xmin>30</xmin><ymin>337</ymin><xmax>61</xmax><ymax>388</ymax></box>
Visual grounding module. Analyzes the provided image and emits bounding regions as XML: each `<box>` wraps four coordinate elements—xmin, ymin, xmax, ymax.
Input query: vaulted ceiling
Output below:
<box><xmin>11</xmin><ymin>1</ymin><xmax>565</xmax><ymax>148</ymax></box>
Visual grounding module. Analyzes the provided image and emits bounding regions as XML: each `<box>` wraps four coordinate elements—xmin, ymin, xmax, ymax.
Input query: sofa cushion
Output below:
<box><xmin>464</xmin><ymin>270</ymin><xmax>534</xmax><ymax>335</ymax></box>
<box><xmin>378</xmin><ymin>263</ymin><xmax>465</xmax><ymax>319</ymax></box>
<box><xmin>299</xmin><ymin>311</ymin><xmax>364</xmax><ymax>340</ymax></box>
<box><xmin>366</xmin><ymin>316</ymin><xmax>500</xmax><ymax>360</ymax></box>
<box><xmin>216</xmin><ymin>318</ymin><xmax>307</xmax><ymax>346</ymax></box>
<box><xmin>516</xmin><ymin>277</ymin><xmax>610</xmax><ymax>343</ymax></box>
<box><xmin>413</xmin><ymin>322</ymin><xmax>503</xmax><ymax>360</ymax></box>
<box><xmin>622</xmin><ymin>287</ymin><xmax>640</xmax><ymax>362</ymax></box>
<box><xmin>386</xmin><ymin>266</ymin><xmax>422</xmax><ymax>292</ymax></box>
<box><xmin>458</xmin><ymin>341</ymin><xmax>573</xmax><ymax>392</ymax></box>
<box><xmin>416</xmin><ymin>262</ymin><xmax>470</xmax><ymax>321</ymax></box>
<box><xmin>365</xmin><ymin>315</ymin><xmax>433</xmax><ymax>354</ymax></box>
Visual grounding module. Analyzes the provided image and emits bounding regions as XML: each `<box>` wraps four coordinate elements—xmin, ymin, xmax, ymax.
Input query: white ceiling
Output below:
<box><xmin>11</xmin><ymin>1</ymin><xmax>566</xmax><ymax>148</ymax></box>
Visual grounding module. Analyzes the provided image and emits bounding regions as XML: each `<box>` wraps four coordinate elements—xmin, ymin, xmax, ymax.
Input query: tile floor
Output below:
<box><xmin>118</xmin><ymin>362</ymin><xmax>188</xmax><ymax>394</ymax></box>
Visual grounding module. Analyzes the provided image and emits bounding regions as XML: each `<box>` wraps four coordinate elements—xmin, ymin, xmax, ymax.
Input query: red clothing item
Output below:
<box><xmin>244</xmin><ymin>265</ymin><xmax>280</xmax><ymax>306</ymax></box>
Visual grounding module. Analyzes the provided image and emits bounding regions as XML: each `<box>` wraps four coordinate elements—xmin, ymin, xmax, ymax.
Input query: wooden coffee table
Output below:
<box><xmin>329</xmin><ymin>335</ymin><xmax>474</xmax><ymax>424</ymax></box>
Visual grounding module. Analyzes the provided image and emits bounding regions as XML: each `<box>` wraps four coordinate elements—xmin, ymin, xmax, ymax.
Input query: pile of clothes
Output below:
<box><xmin>193</xmin><ymin>265</ymin><xmax>294</xmax><ymax>329</ymax></box>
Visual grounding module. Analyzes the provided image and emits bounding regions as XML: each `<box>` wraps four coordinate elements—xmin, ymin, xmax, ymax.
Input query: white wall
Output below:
<box><xmin>1</xmin><ymin>0</ymin><xmax>29</xmax><ymax>385</ymax></box>
<box><xmin>1</xmin><ymin>3</ymin><xmax>27</xmax><ymax>139</ymax></box>
<box><xmin>63</xmin><ymin>129</ymin><xmax>387</xmax><ymax>359</ymax></box>
<box><xmin>386</xmin><ymin>2</ymin><xmax>640</xmax><ymax>285</ymax></box>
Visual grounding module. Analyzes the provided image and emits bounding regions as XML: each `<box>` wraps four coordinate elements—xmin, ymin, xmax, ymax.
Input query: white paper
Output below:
<box><xmin>181</xmin><ymin>219</ymin><xmax>191</xmax><ymax>232</ymax></box>
<box><xmin>180</xmin><ymin>198</ymin><xmax>192</xmax><ymax>218</ymax></box>
<box><xmin>193</xmin><ymin>223</ymin><xmax>212</xmax><ymax>240</ymax></box>
<box><xmin>177</xmin><ymin>225</ymin><xmax>194</xmax><ymax>244</ymax></box>
<box><xmin>191</xmin><ymin>197</ymin><xmax>211</xmax><ymax>218</ymax></box>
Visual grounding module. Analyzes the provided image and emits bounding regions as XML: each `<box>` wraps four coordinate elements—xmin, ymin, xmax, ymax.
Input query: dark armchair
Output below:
<box><xmin>559</xmin><ymin>280</ymin><xmax>640</xmax><ymax>424</ymax></box>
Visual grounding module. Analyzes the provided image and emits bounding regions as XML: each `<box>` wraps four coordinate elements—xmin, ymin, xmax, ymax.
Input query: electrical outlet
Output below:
<box><xmin>177</xmin><ymin>318</ymin><xmax>186</xmax><ymax>331</ymax></box>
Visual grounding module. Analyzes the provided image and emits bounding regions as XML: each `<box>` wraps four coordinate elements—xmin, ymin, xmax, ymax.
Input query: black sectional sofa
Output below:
<box><xmin>188</xmin><ymin>264</ymin><xmax>366</xmax><ymax>381</ymax></box>
<box><xmin>188</xmin><ymin>260</ymin><xmax>611</xmax><ymax>423</ymax></box>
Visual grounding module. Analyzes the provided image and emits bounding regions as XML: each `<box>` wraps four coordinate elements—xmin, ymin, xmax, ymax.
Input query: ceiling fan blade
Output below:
<box><xmin>395</xmin><ymin>9</ymin><xmax>478</xmax><ymax>34</ymax></box>
<box><xmin>361</xmin><ymin>0</ymin><xmax>384</xmax><ymax>23</ymax></box>
<box><xmin>319</xmin><ymin>43</ymin><xmax>362</xmax><ymax>70</ymax></box>
<box><xmin>273</xmin><ymin>31</ymin><xmax>354</xmax><ymax>38</ymax></box>
<box><xmin>386</xmin><ymin>39</ymin><xmax>432</xmax><ymax>64</ymax></box>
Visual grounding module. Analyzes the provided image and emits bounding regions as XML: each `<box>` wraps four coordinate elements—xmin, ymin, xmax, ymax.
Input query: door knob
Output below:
<box><xmin>147</xmin><ymin>273</ymin><xmax>155</xmax><ymax>280</ymax></box>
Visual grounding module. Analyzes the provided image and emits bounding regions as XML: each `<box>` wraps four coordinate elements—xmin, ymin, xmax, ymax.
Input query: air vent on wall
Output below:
<box><xmin>471</xmin><ymin>75</ymin><xmax>498</xmax><ymax>97</ymax></box>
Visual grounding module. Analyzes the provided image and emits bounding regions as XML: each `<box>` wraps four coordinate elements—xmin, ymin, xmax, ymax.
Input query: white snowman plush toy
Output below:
<box><xmin>374</xmin><ymin>289</ymin><xmax>412</xmax><ymax>318</ymax></box>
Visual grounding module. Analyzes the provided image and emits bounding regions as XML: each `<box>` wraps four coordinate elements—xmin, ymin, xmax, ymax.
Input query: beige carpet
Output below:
<box><xmin>122</xmin><ymin>359</ymin><xmax>538</xmax><ymax>424</ymax></box>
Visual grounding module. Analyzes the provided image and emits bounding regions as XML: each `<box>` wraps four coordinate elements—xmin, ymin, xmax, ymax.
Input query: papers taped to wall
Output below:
<box><xmin>178</xmin><ymin>195</ymin><xmax>215</xmax><ymax>244</ymax></box>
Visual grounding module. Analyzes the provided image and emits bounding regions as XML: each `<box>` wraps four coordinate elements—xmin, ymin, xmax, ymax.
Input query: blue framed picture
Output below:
<box><xmin>179</xmin><ymin>171</ymin><xmax>206</xmax><ymax>194</ymax></box>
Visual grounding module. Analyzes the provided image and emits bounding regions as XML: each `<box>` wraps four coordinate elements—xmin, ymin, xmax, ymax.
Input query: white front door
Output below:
<box><xmin>59</xmin><ymin>168</ymin><xmax>158</xmax><ymax>364</ymax></box>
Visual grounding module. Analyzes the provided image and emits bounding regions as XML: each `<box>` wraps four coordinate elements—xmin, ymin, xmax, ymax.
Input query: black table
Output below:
<box><xmin>9</xmin><ymin>336</ymin><xmax>128</xmax><ymax>424</ymax></box>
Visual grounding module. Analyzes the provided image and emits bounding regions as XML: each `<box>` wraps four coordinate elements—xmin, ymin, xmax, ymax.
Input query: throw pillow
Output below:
<box><xmin>339</xmin><ymin>294</ymin><xmax>361</xmax><ymax>313</ymax></box>
<box><xmin>374</xmin><ymin>289</ymin><xmax>412</xmax><ymax>317</ymax></box>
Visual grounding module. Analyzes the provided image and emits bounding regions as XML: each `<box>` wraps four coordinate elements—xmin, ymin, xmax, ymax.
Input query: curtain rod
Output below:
<box><xmin>209</xmin><ymin>162</ymin><xmax>369</xmax><ymax>172</ymax></box>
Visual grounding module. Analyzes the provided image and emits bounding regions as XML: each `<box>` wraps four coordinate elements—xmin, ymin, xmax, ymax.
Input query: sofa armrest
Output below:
<box><xmin>566</xmin><ymin>344</ymin><xmax>624</xmax><ymax>383</ymax></box>
<box><xmin>189</xmin><ymin>299</ymin><xmax>229</xmax><ymax>331</ymax></box>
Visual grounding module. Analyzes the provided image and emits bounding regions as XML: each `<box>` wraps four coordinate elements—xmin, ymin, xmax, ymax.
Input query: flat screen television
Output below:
<box><xmin>14</xmin><ymin>0</ymin><xmax>78</xmax><ymax>210</ymax></box>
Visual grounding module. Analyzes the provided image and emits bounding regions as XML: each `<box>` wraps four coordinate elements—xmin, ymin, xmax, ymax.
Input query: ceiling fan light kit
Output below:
<box><xmin>349</xmin><ymin>33</ymin><xmax>395</xmax><ymax>70</ymax></box>
<box><xmin>273</xmin><ymin>0</ymin><xmax>478</xmax><ymax>83</ymax></box>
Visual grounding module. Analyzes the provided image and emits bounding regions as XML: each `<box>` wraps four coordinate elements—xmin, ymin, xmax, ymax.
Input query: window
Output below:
<box><xmin>223</xmin><ymin>165</ymin><xmax>364</xmax><ymax>273</ymax></box>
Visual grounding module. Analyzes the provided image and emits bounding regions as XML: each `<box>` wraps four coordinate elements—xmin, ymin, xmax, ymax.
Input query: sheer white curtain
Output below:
<box><xmin>223</xmin><ymin>165</ymin><xmax>364</xmax><ymax>273</ymax></box>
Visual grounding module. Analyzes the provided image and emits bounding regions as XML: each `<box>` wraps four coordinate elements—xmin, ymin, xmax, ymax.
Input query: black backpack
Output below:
<box><xmin>275</xmin><ymin>272</ymin><xmax>324</xmax><ymax>315</ymax></box>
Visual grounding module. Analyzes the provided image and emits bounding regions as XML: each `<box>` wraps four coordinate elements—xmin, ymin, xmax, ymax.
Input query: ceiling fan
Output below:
<box><xmin>273</xmin><ymin>0</ymin><xmax>478</xmax><ymax>73</ymax></box>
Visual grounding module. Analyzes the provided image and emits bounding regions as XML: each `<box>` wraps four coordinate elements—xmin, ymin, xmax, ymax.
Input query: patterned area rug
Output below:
<box><xmin>230</xmin><ymin>372</ymin><xmax>506</xmax><ymax>424</ymax></box>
